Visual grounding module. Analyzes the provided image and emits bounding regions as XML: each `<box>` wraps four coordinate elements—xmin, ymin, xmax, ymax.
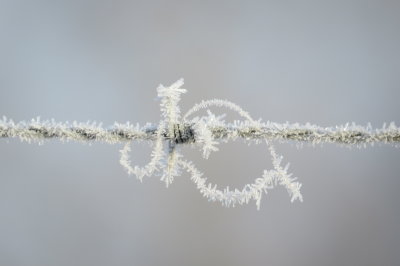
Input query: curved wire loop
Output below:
<box><xmin>119</xmin><ymin>79</ymin><xmax>303</xmax><ymax>209</ymax></box>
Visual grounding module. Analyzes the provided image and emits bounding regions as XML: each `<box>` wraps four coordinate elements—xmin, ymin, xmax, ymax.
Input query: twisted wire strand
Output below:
<box><xmin>1</xmin><ymin>117</ymin><xmax>399</xmax><ymax>146</ymax></box>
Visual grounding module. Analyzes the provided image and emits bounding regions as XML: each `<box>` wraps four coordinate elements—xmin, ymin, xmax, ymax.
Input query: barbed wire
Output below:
<box><xmin>1</xmin><ymin>117</ymin><xmax>399</xmax><ymax>146</ymax></box>
<box><xmin>1</xmin><ymin>79</ymin><xmax>399</xmax><ymax>209</ymax></box>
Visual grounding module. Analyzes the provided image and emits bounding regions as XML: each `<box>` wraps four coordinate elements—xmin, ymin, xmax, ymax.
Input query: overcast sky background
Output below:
<box><xmin>1</xmin><ymin>1</ymin><xmax>400</xmax><ymax>266</ymax></box>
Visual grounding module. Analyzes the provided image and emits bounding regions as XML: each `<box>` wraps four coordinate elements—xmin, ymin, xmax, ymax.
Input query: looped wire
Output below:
<box><xmin>119</xmin><ymin>79</ymin><xmax>303</xmax><ymax>209</ymax></box>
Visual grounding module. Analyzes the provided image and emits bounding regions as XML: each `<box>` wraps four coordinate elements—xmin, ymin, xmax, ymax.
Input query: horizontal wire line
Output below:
<box><xmin>1</xmin><ymin>119</ymin><xmax>399</xmax><ymax>146</ymax></box>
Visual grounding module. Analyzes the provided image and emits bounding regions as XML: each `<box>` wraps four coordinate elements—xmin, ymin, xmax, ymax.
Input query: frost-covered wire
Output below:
<box><xmin>183</xmin><ymin>98</ymin><xmax>257</xmax><ymax>123</ymax></box>
<box><xmin>1</xmin><ymin>117</ymin><xmax>399</xmax><ymax>147</ymax></box>
<box><xmin>1</xmin><ymin>79</ymin><xmax>399</xmax><ymax>209</ymax></box>
<box><xmin>178</xmin><ymin>141</ymin><xmax>302</xmax><ymax>210</ymax></box>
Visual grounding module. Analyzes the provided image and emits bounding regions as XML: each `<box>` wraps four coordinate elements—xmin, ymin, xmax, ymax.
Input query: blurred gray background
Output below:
<box><xmin>1</xmin><ymin>1</ymin><xmax>400</xmax><ymax>265</ymax></box>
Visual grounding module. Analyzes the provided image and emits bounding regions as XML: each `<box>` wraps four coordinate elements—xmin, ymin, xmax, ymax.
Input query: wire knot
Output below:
<box><xmin>169</xmin><ymin>123</ymin><xmax>195</xmax><ymax>144</ymax></box>
<box><xmin>119</xmin><ymin>79</ymin><xmax>303</xmax><ymax>209</ymax></box>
